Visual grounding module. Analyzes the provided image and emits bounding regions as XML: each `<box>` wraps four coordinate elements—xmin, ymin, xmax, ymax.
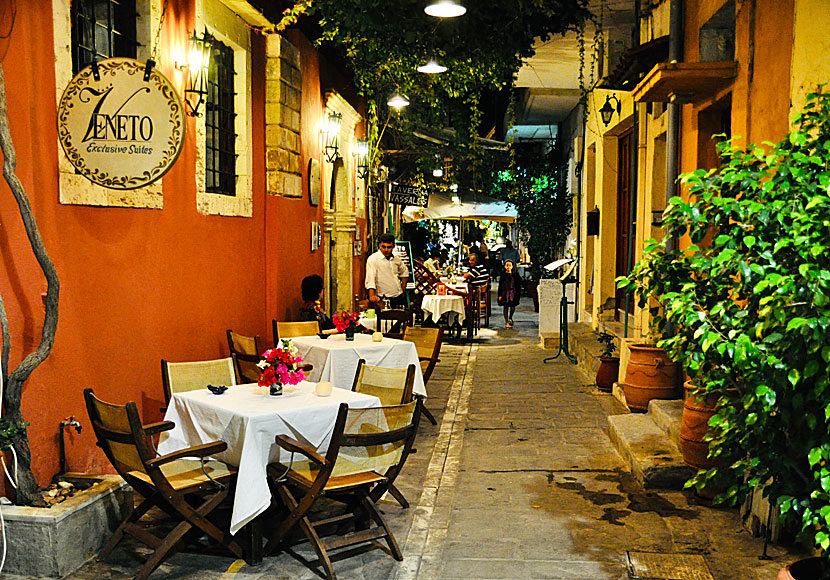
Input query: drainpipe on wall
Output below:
<box><xmin>575</xmin><ymin>108</ymin><xmax>586</xmax><ymax>321</ymax></box>
<box><xmin>623</xmin><ymin>0</ymin><xmax>641</xmax><ymax>338</ymax></box>
<box><xmin>662</xmin><ymin>0</ymin><xmax>683</xmax><ymax>339</ymax></box>
<box><xmin>665</xmin><ymin>0</ymin><xmax>683</xmax><ymax>257</ymax></box>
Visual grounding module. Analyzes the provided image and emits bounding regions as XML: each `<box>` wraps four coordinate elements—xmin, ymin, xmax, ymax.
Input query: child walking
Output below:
<box><xmin>497</xmin><ymin>259</ymin><xmax>522</xmax><ymax>328</ymax></box>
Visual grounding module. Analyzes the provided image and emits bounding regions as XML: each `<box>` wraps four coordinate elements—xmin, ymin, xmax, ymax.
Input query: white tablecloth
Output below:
<box><xmin>157</xmin><ymin>382</ymin><xmax>380</xmax><ymax>534</ymax></box>
<box><xmin>358</xmin><ymin>314</ymin><xmax>377</xmax><ymax>331</ymax></box>
<box><xmin>422</xmin><ymin>294</ymin><xmax>466</xmax><ymax>324</ymax></box>
<box><xmin>438</xmin><ymin>279</ymin><xmax>469</xmax><ymax>295</ymax></box>
<box><xmin>291</xmin><ymin>333</ymin><xmax>427</xmax><ymax>396</ymax></box>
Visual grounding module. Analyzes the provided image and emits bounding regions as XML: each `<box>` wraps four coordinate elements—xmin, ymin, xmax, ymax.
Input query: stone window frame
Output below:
<box><xmin>194</xmin><ymin>0</ymin><xmax>253</xmax><ymax>217</ymax></box>
<box><xmin>53</xmin><ymin>0</ymin><xmax>164</xmax><ymax>208</ymax></box>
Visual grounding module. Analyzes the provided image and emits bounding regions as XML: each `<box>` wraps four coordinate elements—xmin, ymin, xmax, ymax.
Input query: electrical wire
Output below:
<box><xmin>0</xmin><ymin>446</ymin><xmax>19</xmax><ymax>575</ymax></box>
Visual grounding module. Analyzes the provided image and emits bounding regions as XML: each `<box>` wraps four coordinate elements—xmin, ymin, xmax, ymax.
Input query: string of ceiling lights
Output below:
<box><xmin>386</xmin><ymin>0</ymin><xmax>467</xmax><ymax>109</ymax></box>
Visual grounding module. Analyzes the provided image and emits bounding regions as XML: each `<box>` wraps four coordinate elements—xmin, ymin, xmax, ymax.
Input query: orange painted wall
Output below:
<box><xmin>0</xmin><ymin>3</ymin><xmax>365</xmax><ymax>494</ymax></box>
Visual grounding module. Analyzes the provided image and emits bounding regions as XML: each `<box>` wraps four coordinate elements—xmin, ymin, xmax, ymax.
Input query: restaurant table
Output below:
<box><xmin>358</xmin><ymin>314</ymin><xmax>377</xmax><ymax>331</ymax></box>
<box><xmin>439</xmin><ymin>278</ymin><xmax>469</xmax><ymax>295</ymax></box>
<box><xmin>157</xmin><ymin>382</ymin><xmax>381</xmax><ymax>537</ymax></box>
<box><xmin>421</xmin><ymin>294</ymin><xmax>466</xmax><ymax>325</ymax></box>
<box><xmin>290</xmin><ymin>333</ymin><xmax>427</xmax><ymax>397</ymax></box>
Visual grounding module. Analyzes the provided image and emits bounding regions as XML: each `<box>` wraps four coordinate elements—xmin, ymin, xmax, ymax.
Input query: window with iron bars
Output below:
<box><xmin>205</xmin><ymin>39</ymin><xmax>237</xmax><ymax>196</ymax></box>
<box><xmin>71</xmin><ymin>0</ymin><xmax>138</xmax><ymax>74</ymax></box>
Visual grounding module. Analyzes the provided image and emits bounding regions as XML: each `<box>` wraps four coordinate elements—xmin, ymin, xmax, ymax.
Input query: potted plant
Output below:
<box><xmin>594</xmin><ymin>330</ymin><xmax>619</xmax><ymax>392</ymax></box>
<box><xmin>618</xmin><ymin>90</ymin><xmax>830</xmax><ymax>577</ymax></box>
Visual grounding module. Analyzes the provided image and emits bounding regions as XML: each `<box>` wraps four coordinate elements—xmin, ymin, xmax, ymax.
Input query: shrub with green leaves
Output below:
<box><xmin>617</xmin><ymin>90</ymin><xmax>830</xmax><ymax>558</ymax></box>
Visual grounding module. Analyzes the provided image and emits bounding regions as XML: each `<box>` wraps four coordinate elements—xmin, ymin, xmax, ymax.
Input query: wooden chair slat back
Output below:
<box><xmin>336</xmin><ymin>400</ymin><xmax>418</xmax><ymax>476</ymax></box>
<box><xmin>273</xmin><ymin>320</ymin><xmax>320</xmax><ymax>344</ymax></box>
<box><xmin>84</xmin><ymin>389</ymin><xmax>149</xmax><ymax>475</ymax></box>
<box><xmin>403</xmin><ymin>326</ymin><xmax>443</xmax><ymax>383</ymax></box>
<box><xmin>227</xmin><ymin>330</ymin><xmax>264</xmax><ymax>384</ymax></box>
<box><xmin>162</xmin><ymin>357</ymin><xmax>236</xmax><ymax>404</ymax></box>
<box><xmin>377</xmin><ymin>309</ymin><xmax>412</xmax><ymax>338</ymax></box>
<box><xmin>352</xmin><ymin>360</ymin><xmax>415</xmax><ymax>406</ymax></box>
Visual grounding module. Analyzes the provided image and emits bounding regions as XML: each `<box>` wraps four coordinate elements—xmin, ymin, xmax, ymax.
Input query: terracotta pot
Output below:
<box><xmin>596</xmin><ymin>357</ymin><xmax>619</xmax><ymax>392</ymax></box>
<box><xmin>679</xmin><ymin>381</ymin><xmax>719</xmax><ymax>470</ymax></box>
<box><xmin>622</xmin><ymin>343</ymin><xmax>679</xmax><ymax>412</ymax></box>
<box><xmin>778</xmin><ymin>557</ymin><xmax>828</xmax><ymax>580</ymax></box>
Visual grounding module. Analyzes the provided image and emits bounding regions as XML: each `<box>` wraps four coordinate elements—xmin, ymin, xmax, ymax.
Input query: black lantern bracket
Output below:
<box><xmin>599</xmin><ymin>94</ymin><xmax>622</xmax><ymax>127</ymax></box>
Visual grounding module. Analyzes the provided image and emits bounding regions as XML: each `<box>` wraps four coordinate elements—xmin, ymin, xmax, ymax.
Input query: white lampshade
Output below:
<box><xmin>424</xmin><ymin>0</ymin><xmax>467</xmax><ymax>17</ymax></box>
<box><xmin>387</xmin><ymin>93</ymin><xmax>410</xmax><ymax>109</ymax></box>
<box><xmin>417</xmin><ymin>60</ymin><xmax>448</xmax><ymax>74</ymax></box>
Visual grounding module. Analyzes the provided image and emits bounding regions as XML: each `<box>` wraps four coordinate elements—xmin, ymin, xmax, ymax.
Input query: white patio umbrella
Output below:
<box><xmin>402</xmin><ymin>192</ymin><xmax>517</xmax><ymax>267</ymax></box>
<box><xmin>402</xmin><ymin>191</ymin><xmax>517</xmax><ymax>223</ymax></box>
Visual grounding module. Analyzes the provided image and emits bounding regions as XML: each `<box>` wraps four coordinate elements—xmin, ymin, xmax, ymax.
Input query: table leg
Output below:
<box><xmin>241</xmin><ymin>518</ymin><xmax>263</xmax><ymax>565</ymax></box>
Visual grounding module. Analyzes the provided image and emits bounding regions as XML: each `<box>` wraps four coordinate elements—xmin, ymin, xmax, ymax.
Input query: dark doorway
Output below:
<box><xmin>615</xmin><ymin>129</ymin><xmax>635</xmax><ymax>319</ymax></box>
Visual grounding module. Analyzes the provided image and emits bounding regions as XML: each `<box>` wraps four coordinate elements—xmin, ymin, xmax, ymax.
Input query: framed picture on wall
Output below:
<box><xmin>308</xmin><ymin>159</ymin><xmax>321</xmax><ymax>206</ymax></box>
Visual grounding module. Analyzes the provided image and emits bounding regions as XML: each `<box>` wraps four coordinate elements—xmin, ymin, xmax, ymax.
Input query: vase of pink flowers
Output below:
<box><xmin>257</xmin><ymin>339</ymin><xmax>306</xmax><ymax>396</ymax></box>
<box><xmin>333</xmin><ymin>311</ymin><xmax>360</xmax><ymax>341</ymax></box>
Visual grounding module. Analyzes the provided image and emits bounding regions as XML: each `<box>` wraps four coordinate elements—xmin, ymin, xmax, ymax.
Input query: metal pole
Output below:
<box><xmin>624</xmin><ymin>0</ymin><xmax>641</xmax><ymax>338</ymax></box>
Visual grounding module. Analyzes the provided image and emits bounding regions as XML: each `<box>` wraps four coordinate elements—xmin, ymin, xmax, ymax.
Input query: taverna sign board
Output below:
<box><xmin>57</xmin><ymin>58</ymin><xmax>186</xmax><ymax>190</ymax></box>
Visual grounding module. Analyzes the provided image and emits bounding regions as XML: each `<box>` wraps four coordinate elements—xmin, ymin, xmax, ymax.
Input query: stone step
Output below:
<box><xmin>608</xmin><ymin>413</ymin><xmax>694</xmax><ymax>490</ymax></box>
<box><xmin>648</xmin><ymin>398</ymin><xmax>684</xmax><ymax>447</ymax></box>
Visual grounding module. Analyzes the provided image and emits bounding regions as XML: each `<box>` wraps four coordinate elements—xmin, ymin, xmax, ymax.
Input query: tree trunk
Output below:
<box><xmin>0</xmin><ymin>58</ymin><xmax>60</xmax><ymax>506</ymax></box>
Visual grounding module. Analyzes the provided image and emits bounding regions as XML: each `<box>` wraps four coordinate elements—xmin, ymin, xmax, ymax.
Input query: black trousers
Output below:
<box><xmin>384</xmin><ymin>294</ymin><xmax>408</xmax><ymax>309</ymax></box>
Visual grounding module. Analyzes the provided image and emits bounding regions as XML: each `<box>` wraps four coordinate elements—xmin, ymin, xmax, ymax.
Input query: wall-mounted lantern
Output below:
<box><xmin>355</xmin><ymin>138</ymin><xmax>370</xmax><ymax>179</ymax></box>
<box><xmin>599</xmin><ymin>94</ymin><xmax>621</xmax><ymax>127</ymax></box>
<box><xmin>322</xmin><ymin>111</ymin><xmax>342</xmax><ymax>163</ymax></box>
<box><xmin>586</xmin><ymin>206</ymin><xmax>600</xmax><ymax>236</ymax></box>
<box><xmin>178</xmin><ymin>29</ymin><xmax>213</xmax><ymax>117</ymax></box>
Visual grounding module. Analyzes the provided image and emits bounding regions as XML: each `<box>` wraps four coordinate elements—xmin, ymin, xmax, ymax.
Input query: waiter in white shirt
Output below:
<box><xmin>365</xmin><ymin>233</ymin><xmax>409</xmax><ymax>309</ymax></box>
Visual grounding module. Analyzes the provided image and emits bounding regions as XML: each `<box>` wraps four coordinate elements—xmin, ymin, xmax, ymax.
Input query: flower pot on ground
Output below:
<box><xmin>594</xmin><ymin>330</ymin><xmax>619</xmax><ymax>392</ymax></box>
<box><xmin>679</xmin><ymin>381</ymin><xmax>719</xmax><ymax>471</ymax></box>
<box><xmin>617</xmin><ymin>91</ymin><xmax>830</xmax><ymax>566</ymax></box>
<box><xmin>778</xmin><ymin>557</ymin><xmax>828</xmax><ymax>580</ymax></box>
<box><xmin>622</xmin><ymin>343</ymin><xmax>679</xmax><ymax>412</ymax></box>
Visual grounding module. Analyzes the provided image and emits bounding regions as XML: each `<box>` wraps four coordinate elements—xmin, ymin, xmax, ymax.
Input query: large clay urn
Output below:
<box><xmin>622</xmin><ymin>343</ymin><xmax>679</xmax><ymax>412</ymax></box>
<box><xmin>679</xmin><ymin>381</ymin><xmax>719</xmax><ymax>470</ymax></box>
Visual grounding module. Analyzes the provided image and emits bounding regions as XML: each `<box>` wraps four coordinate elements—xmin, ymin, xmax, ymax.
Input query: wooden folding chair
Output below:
<box><xmin>475</xmin><ymin>284</ymin><xmax>489</xmax><ymax>328</ymax></box>
<box><xmin>265</xmin><ymin>400</ymin><xmax>422</xmax><ymax>580</ymax></box>
<box><xmin>351</xmin><ymin>359</ymin><xmax>416</xmax><ymax>407</ymax></box>
<box><xmin>376</xmin><ymin>309</ymin><xmax>413</xmax><ymax>339</ymax></box>
<box><xmin>273</xmin><ymin>320</ymin><xmax>320</xmax><ymax>345</ymax></box>
<box><xmin>160</xmin><ymin>357</ymin><xmax>236</xmax><ymax>409</ymax></box>
<box><xmin>226</xmin><ymin>330</ymin><xmax>265</xmax><ymax>384</ymax></box>
<box><xmin>402</xmin><ymin>326</ymin><xmax>443</xmax><ymax>425</ymax></box>
<box><xmin>350</xmin><ymin>359</ymin><xmax>416</xmax><ymax>507</ymax></box>
<box><xmin>84</xmin><ymin>388</ymin><xmax>243</xmax><ymax>580</ymax></box>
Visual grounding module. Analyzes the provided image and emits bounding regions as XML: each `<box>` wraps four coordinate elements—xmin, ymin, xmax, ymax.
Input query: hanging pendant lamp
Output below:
<box><xmin>424</xmin><ymin>0</ymin><xmax>467</xmax><ymax>18</ymax></box>
<box><xmin>417</xmin><ymin>59</ymin><xmax>448</xmax><ymax>74</ymax></box>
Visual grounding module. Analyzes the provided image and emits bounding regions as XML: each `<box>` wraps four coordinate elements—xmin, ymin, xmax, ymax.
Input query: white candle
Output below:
<box><xmin>315</xmin><ymin>381</ymin><xmax>333</xmax><ymax>397</ymax></box>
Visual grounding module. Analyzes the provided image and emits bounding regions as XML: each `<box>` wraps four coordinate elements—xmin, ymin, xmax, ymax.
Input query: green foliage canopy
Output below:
<box><xmin>290</xmin><ymin>0</ymin><xmax>591</xmax><ymax>188</ymax></box>
<box><xmin>490</xmin><ymin>142</ymin><xmax>573</xmax><ymax>279</ymax></box>
<box><xmin>618</xmin><ymin>90</ymin><xmax>830</xmax><ymax>560</ymax></box>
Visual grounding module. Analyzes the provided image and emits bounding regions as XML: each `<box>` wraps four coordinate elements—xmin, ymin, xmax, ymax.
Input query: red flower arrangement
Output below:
<box><xmin>256</xmin><ymin>339</ymin><xmax>305</xmax><ymax>387</ymax></box>
<box><xmin>332</xmin><ymin>311</ymin><xmax>360</xmax><ymax>333</ymax></box>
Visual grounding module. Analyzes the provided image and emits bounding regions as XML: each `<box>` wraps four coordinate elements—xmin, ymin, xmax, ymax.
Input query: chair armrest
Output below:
<box><xmin>148</xmin><ymin>440</ymin><xmax>229</xmax><ymax>467</ymax></box>
<box><xmin>275</xmin><ymin>434</ymin><xmax>326</xmax><ymax>465</ymax></box>
<box><xmin>143</xmin><ymin>421</ymin><xmax>175</xmax><ymax>436</ymax></box>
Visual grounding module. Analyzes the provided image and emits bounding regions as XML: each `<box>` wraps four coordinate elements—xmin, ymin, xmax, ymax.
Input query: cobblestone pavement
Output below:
<box><xmin>8</xmin><ymin>299</ymin><xmax>804</xmax><ymax>579</ymax></box>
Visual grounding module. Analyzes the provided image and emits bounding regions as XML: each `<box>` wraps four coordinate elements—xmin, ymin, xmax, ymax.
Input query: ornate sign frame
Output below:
<box><xmin>57</xmin><ymin>58</ymin><xmax>186</xmax><ymax>190</ymax></box>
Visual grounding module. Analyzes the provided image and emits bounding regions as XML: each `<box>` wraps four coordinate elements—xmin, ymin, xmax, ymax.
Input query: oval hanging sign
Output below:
<box><xmin>57</xmin><ymin>58</ymin><xmax>186</xmax><ymax>190</ymax></box>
